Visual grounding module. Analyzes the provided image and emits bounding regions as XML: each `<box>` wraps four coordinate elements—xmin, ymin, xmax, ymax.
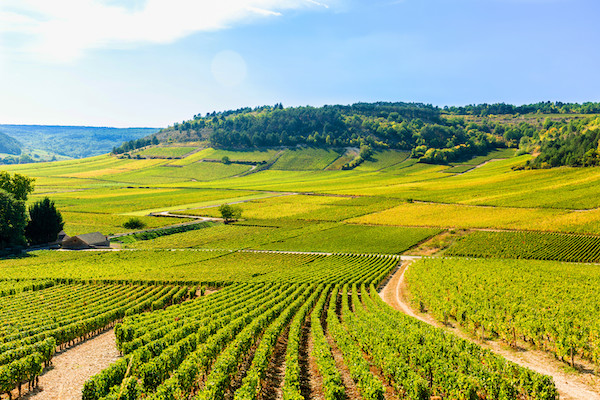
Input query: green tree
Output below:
<box><xmin>218</xmin><ymin>204</ymin><xmax>242</xmax><ymax>223</ymax></box>
<box><xmin>0</xmin><ymin>172</ymin><xmax>35</xmax><ymax>201</ymax></box>
<box><xmin>25</xmin><ymin>197</ymin><xmax>65</xmax><ymax>245</ymax></box>
<box><xmin>0</xmin><ymin>189</ymin><xmax>27</xmax><ymax>249</ymax></box>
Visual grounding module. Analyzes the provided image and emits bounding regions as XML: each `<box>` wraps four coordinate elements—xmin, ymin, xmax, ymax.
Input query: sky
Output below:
<box><xmin>0</xmin><ymin>0</ymin><xmax>599</xmax><ymax>127</ymax></box>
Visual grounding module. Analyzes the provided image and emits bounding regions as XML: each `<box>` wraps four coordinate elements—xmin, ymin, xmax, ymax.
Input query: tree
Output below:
<box><xmin>0</xmin><ymin>172</ymin><xmax>35</xmax><ymax>201</ymax></box>
<box><xmin>0</xmin><ymin>189</ymin><xmax>27</xmax><ymax>249</ymax></box>
<box><xmin>25</xmin><ymin>197</ymin><xmax>65</xmax><ymax>245</ymax></box>
<box><xmin>221</xmin><ymin>156</ymin><xmax>231</xmax><ymax>164</ymax></box>
<box><xmin>218</xmin><ymin>204</ymin><xmax>242</xmax><ymax>223</ymax></box>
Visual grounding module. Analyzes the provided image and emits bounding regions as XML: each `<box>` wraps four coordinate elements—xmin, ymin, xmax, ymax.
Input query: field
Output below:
<box><xmin>5</xmin><ymin>143</ymin><xmax>600</xmax><ymax>398</ymax></box>
<box><xmin>406</xmin><ymin>257</ymin><xmax>600</xmax><ymax>368</ymax></box>
<box><xmin>349</xmin><ymin>201</ymin><xmax>600</xmax><ymax>234</ymax></box>
<box><xmin>271</xmin><ymin>148</ymin><xmax>344</xmax><ymax>170</ymax></box>
<box><xmin>446</xmin><ymin>230</ymin><xmax>600</xmax><ymax>262</ymax></box>
<box><xmin>257</xmin><ymin>224</ymin><xmax>440</xmax><ymax>254</ymax></box>
<box><xmin>0</xmin><ymin>250</ymin><xmax>399</xmax><ymax>284</ymax></box>
<box><xmin>79</xmin><ymin>282</ymin><xmax>556</xmax><ymax>400</ymax></box>
<box><xmin>177</xmin><ymin>194</ymin><xmax>401</xmax><ymax>222</ymax></box>
<box><xmin>136</xmin><ymin>146</ymin><xmax>199</xmax><ymax>158</ymax></box>
<box><xmin>180</xmin><ymin>148</ymin><xmax>280</xmax><ymax>163</ymax></box>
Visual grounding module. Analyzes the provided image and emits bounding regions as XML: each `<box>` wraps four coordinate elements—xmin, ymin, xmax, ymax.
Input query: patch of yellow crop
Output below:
<box><xmin>348</xmin><ymin>202</ymin><xmax>582</xmax><ymax>232</ymax></box>
<box><xmin>61</xmin><ymin>159</ymin><xmax>166</xmax><ymax>178</ymax></box>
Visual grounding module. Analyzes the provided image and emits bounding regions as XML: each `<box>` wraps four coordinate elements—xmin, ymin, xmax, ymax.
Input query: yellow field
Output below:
<box><xmin>349</xmin><ymin>202</ymin><xmax>600</xmax><ymax>234</ymax></box>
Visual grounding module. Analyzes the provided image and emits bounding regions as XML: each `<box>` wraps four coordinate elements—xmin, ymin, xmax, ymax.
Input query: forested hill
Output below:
<box><xmin>0</xmin><ymin>132</ymin><xmax>22</xmax><ymax>155</ymax></box>
<box><xmin>160</xmin><ymin>102</ymin><xmax>443</xmax><ymax>149</ymax></box>
<box><xmin>136</xmin><ymin>102</ymin><xmax>503</xmax><ymax>164</ymax></box>
<box><xmin>118</xmin><ymin>101</ymin><xmax>600</xmax><ymax>167</ymax></box>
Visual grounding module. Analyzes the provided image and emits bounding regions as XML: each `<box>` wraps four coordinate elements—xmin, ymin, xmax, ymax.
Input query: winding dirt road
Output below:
<box><xmin>380</xmin><ymin>261</ymin><xmax>600</xmax><ymax>400</ymax></box>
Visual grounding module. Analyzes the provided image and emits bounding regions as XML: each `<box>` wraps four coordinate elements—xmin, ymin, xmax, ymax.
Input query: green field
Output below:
<box><xmin>136</xmin><ymin>146</ymin><xmax>199</xmax><ymax>158</ymax></box>
<box><xmin>407</xmin><ymin>257</ymin><xmax>600</xmax><ymax>368</ymax></box>
<box><xmin>0</xmin><ymin>250</ymin><xmax>396</xmax><ymax>284</ymax></box>
<box><xmin>258</xmin><ymin>224</ymin><xmax>440</xmax><ymax>254</ymax></box>
<box><xmin>446</xmin><ymin>230</ymin><xmax>600</xmax><ymax>262</ymax></box>
<box><xmin>271</xmin><ymin>148</ymin><xmax>344</xmax><ymax>170</ymax></box>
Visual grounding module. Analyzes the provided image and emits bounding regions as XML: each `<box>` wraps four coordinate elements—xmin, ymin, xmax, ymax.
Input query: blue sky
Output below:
<box><xmin>0</xmin><ymin>0</ymin><xmax>599</xmax><ymax>127</ymax></box>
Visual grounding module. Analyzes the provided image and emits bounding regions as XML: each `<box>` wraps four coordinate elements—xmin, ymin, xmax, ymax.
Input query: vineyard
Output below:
<box><xmin>6</xmin><ymin>144</ymin><xmax>600</xmax><ymax>399</ymax></box>
<box><xmin>0</xmin><ymin>282</ymin><xmax>194</xmax><ymax>398</ymax></box>
<box><xmin>406</xmin><ymin>257</ymin><xmax>600</xmax><ymax>371</ymax></box>
<box><xmin>81</xmin><ymin>280</ymin><xmax>557</xmax><ymax>400</ymax></box>
<box><xmin>0</xmin><ymin>251</ymin><xmax>400</xmax><ymax>285</ymax></box>
<box><xmin>0</xmin><ymin>252</ymin><xmax>564</xmax><ymax>400</ymax></box>
<box><xmin>446</xmin><ymin>230</ymin><xmax>600</xmax><ymax>262</ymax></box>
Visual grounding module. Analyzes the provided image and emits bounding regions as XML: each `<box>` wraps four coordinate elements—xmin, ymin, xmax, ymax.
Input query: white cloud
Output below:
<box><xmin>0</xmin><ymin>0</ymin><xmax>332</xmax><ymax>63</ymax></box>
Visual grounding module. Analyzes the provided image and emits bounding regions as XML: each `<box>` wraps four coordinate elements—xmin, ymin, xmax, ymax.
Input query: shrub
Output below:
<box><xmin>123</xmin><ymin>217</ymin><xmax>146</xmax><ymax>230</ymax></box>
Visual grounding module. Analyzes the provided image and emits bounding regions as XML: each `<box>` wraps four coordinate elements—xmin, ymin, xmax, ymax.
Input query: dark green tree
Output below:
<box><xmin>0</xmin><ymin>189</ymin><xmax>27</xmax><ymax>249</ymax></box>
<box><xmin>218</xmin><ymin>204</ymin><xmax>242</xmax><ymax>223</ymax></box>
<box><xmin>123</xmin><ymin>217</ymin><xmax>146</xmax><ymax>230</ymax></box>
<box><xmin>25</xmin><ymin>197</ymin><xmax>65</xmax><ymax>245</ymax></box>
<box><xmin>0</xmin><ymin>172</ymin><xmax>35</xmax><ymax>201</ymax></box>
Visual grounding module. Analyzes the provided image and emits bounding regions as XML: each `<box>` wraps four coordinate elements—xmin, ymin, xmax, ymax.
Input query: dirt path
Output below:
<box><xmin>380</xmin><ymin>262</ymin><xmax>600</xmax><ymax>400</ymax></box>
<box><xmin>25</xmin><ymin>329</ymin><xmax>120</xmax><ymax>400</ymax></box>
<box><xmin>262</xmin><ymin>326</ymin><xmax>290</xmax><ymax>400</ymax></box>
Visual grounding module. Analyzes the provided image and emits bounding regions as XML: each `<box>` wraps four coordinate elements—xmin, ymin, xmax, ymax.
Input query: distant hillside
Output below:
<box><xmin>114</xmin><ymin>101</ymin><xmax>600</xmax><ymax>168</ymax></box>
<box><xmin>0</xmin><ymin>124</ymin><xmax>158</xmax><ymax>159</ymax></box>
<box><xmin>122</xmin><ymin>102</ymin><xmax>503</xmax><ymax>165</ymax></box>
<box><xmin>0</xmin><ymin>131</ymin><xmax>22</xmax><ymax>155</ymax></box>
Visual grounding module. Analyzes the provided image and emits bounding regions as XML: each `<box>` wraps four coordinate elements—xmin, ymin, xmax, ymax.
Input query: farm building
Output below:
<box><xmin>61</xmin><ymin>232</ymin><xmax>110</xmax><ymax>250</ymax></box>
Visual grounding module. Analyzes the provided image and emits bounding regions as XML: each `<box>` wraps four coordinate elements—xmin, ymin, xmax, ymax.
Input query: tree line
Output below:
<box><xmin>115</xmin><ymin>101</ymin><xmax>600</xmax><ymax>169</ymax></box>
<box><xmin>153</xmin><ymin>102</ymin><xmax>505</xmax><ymax>164</ymax></box>
<box><xmin>0</xmin><ymin>172</ymin><xmax>64</xmax><ymax>251</ymax></box>
<box><xmin>444</xmin><ymin>101</ymin><xmax>600</xmax><ymax>116</ymax></box>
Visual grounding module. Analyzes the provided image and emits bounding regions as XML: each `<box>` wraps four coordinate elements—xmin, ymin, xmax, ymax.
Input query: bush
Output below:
<box><xmin>123</xmin><ymin>217</ymin><xmax>146</xmax><ymax>230</ymax></box>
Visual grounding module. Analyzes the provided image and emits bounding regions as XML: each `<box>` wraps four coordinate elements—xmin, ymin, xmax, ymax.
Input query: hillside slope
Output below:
<box><xmin>0</xmin><ymin>124</ymin><xmax>158</xmax><ymax>159</ymax></box>
<box><xmin>126</xmin><ymin>101</ymin><xmax>600</xmax><ymax>168</ymax></box>
<box><xmin>0</xmin><ymin>131</ymin><xmax>21</xmax><ymax>155</ymax></box>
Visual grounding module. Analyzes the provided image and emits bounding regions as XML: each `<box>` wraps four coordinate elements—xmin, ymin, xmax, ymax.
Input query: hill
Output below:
<box><xmin>0</xmin><ymin>131</ymin><xmax>22</xmax><ymax>155</ymax></box>
<box><xmin>0</xmin><ymin>124</ymin><xmax>159</xmax><ymax>160</ymax></box>
<box><xmin>123</xmin><ymin>101</ymin><xmax>600</xmax><ymax>168</ymax></box>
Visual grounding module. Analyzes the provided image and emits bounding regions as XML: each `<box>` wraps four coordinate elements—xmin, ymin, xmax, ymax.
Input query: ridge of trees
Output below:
<box><xmin>114</xmin><ymin>101</ymin><xmax>600</xmax><ymax>168</ymax></box>
<box><xmin>151</xmin><ymin>102</ymin><xmax>505</xmax><ymax>164</ymax></box>
<box><xmin>444</xmin><ymin>101</ymin><xmax>600</xmax><ymax>116</ymax></box>
<box><xmin>521</xmin><ymin>117</ymin><xmax>600</xmax><ymax>168</ymax></box>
